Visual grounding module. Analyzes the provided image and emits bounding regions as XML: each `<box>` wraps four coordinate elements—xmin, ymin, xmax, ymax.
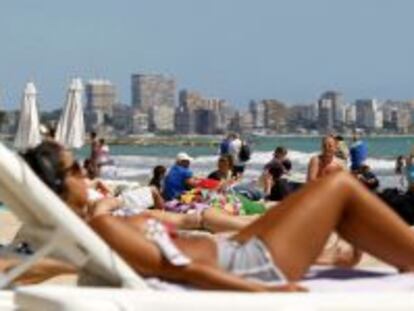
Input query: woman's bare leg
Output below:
<box><xmin>125</xmin><ymin>208</ymin><xmax>257</xmax><ymax>233</ymax></box>
<box><xmin>139</xmin><ymin>210</ymin><xmax>200</xmax><ymax>229</ymax></box>
<box><xmin>202</xmin><ymin>208</ymin><xmax>258</xmax><ymax>232</ymax></box>
<box><xmin>233</xmin><ymin>171</ymin><xmax>414</xmax><ymax>281</ymax></box>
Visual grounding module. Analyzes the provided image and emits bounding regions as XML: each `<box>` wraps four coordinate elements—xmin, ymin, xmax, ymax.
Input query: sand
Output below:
<box><xmin>0</xmin><ymin>209</ymin><xmax>77</xmax><ymax>286</ymax></box>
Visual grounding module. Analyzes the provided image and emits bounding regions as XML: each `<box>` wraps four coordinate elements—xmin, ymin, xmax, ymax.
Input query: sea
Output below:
<box><xmin>75</xmin><ymin>135</ymin><xmax>414</xmax><ymax>190</ymax></box>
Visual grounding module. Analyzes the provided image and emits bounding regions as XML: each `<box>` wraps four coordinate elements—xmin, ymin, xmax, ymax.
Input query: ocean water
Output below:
<box><xmin>75</xmin><ymin>136</ymin><xmax>414</xmax><ymax>189</ymax></box>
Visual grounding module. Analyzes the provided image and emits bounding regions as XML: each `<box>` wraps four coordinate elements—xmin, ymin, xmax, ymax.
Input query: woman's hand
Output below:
<box><xmin>266</xmin><ymin>282</ymin><xmax>308</xmax><ymax>292</ymax></box>
<box><xmin>87</xmin><ymin>197</ymin><xmax>121</xmax><ymax>220</ymax></box>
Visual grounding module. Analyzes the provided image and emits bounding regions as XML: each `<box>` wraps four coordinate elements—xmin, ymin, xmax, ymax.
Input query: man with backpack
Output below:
<box><xmin>228</xmin><ymin>133</ymin><xmax>250</xmax><ymax>176</ymax></box>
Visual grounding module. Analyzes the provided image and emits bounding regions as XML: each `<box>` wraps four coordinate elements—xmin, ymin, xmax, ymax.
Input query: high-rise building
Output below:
<box><xmin>84</xmin><ymin>80</ymin><xmax>116</xmax><ymax>132</ymax></box>
<box><xmin>175</xmin><ymin>89</ymin><xmax>231</xmax><ymax>134</ymax></box>
<box><xmin>318</xmin><ymin>99</ymin><xmax>333</xmax><ymax>133</ymax></box>
<box><xmin>249</xmin><ymin>100</ymin><xmax>266</xmax><ymax>129</ymax></box>
<box><xmin>318</xmin><ymin>91</ymin><xmax>344</xmax><ymax>130</ymax></box>
<box><xmin>112</xmin><ymin>104</ymin><xmax>133</xmax><ymax>134</ymax></box>
<box><xmin>174</xmin><ymin>105</ymin><xmax>192</xmax><ymax>134</ymax></box>
<box><xmin>131</xmin><ymin>74</ymin><xmax>176</xmax><ymax>112</ymax></box>
<box><xmin>355</xmin><ymin>99</ymin><xmax>383</xmax><ymax>130</ymax></box>
<box><xmin>262</xmin><ymin>99</ymin><xmax>287</xmax><ymax>132</ymax></box>
<box><xmin>149</xmin><ymin>105</ymin><xmax>175</xmax><ymax>132</ymax></box>
<box><xmin>131</xmin><ymin>111</ymin><xmax>149</xmax><ymax>134</ymax></box>
<box><xmin>382</xmin><ymin>101</ymin><xmax>411</xmax><ymax>132</ymax></box>
<box><xmin>194</xmin><ymin>109</ymin><xmax>216</xmax><ymax>134</ymax></box>
<box><xmin>131</xmin><ymin>74</ymin><xmax>176</xmax><ymax>132</ymax></box>
<box><xmin>345</xmin><ymin>104</ymin><xmax>356</xmax><ymax>125</ymax></box>
<box><xmin>85</xmin><ymin>80</ymin><xmax>116</xmax><ymax>113</ymax></box>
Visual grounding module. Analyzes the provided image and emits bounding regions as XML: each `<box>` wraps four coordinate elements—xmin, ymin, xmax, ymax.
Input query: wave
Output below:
<box><xmin>111</xmin><ymin>150</ymin><xmax>400</xmax><ymax>188</ymax></box>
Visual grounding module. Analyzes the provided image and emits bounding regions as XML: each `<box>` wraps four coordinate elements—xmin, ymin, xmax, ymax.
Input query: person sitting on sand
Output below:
<box><xmin>163</xmin><ymin>152</ymin><xmax>200</xmax><ymax>201</ymax></box>
<box><xmin>334</xmin><ymin>135</ymin><xmax>349</xmax><ymax>162</ymax></box>
<box><xmin>307</xmin><ymin>135</ymin><xmax>346</xmax><ymax>182</ymax></box>
<box><xmin>208</xmin><ymin>155</ymin><xmax>237</xmax><ymax>185</ymax></box>
<box><xmin>262</xmin><ymin>146</ymin><xmax>292</xmax><ymax>198</ymax></box>
<box><xmin>149</xmin><ymin>165</ymin><xmax>167</xmax><ymax>192</ymax></box>
<box><xmin>24</xmin><ymin>141</ymin><xmax>414</xmax><ymax>291</ymax></box>
<box><xmin>356</xmin><ymin>164</ymin><xmax>379</xmax><ymax>192</ymax></box>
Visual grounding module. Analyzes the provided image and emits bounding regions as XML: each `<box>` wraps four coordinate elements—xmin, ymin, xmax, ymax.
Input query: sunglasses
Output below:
<box><xmin>61</xmin><ymin>161</ymin><xmax>83</xmax><ymax>177</ymax></box>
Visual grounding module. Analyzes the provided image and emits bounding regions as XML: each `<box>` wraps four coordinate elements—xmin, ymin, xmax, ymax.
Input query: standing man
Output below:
<box><xmin>219</xmin><ymin>134</ymin><xmax>232</xmax><ymax>156</ymax></box>
<box><xmin>262</xmin><ymin>146</ymin><xmax>291</xmax><ymax>194</ymax></box>
<box><xmin>88</xmin><ymin>131</ymin><xmax>100</xmax><ymax>177</ymax></box>
<box><xmin>229</xmin><ymin>133</ymin><xmax>246</xmax><ymax>176</ymax></box>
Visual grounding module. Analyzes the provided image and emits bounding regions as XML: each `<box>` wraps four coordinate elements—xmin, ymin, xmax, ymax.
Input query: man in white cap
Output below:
<box><xmin>163</xmin><ymin>152</ymin><xmax>199</xmax><ymax>200</ymax></box>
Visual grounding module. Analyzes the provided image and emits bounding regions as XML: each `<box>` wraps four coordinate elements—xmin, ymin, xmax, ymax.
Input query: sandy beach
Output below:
<box><xmin>0</xmin><ymin>209</ymin><xmax>77</xmax><ymax>286</ymax></box>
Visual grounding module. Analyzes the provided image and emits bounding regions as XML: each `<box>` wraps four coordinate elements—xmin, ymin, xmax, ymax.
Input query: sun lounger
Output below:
<box><xmin>0</xmin><ymin>142</ymin><xmax>146</xmax><ymax>289</ymax></box>
<box><xmin>13</xmin><ymin>283</ymin><xmax>414</xmax><ymax>311</ymax></box>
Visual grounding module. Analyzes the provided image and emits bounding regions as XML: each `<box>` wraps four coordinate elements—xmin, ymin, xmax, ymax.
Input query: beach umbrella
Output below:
<box><xmin>55</xmin><ymin>78</ymin><xmax>85</xmax><ymax>149</ymax></box>
<box><xmin>14</xmin><ymin>82</ymin><xmax>42</xmax><ymax>150</ymax></box>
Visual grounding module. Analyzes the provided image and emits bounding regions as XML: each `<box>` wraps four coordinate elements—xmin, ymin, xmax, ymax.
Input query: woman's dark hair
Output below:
<box><xmin>222</xmin><ymin>154</ymin><xmax>234</xmax><ymax>169</ymax></box>
<box><xmin>22</xmin><ymin>141</ymin><xmax>66</xmax><ymax>195</ymax></box>
<box><xmin>274</xmin><ymin>146</ymin><xmax>287</xmax><ymax>156</ymax></box>
<box><xmin>149</xmin><ymin>165</ymin><xmax>166</xmax><ymax>191</ymax></box>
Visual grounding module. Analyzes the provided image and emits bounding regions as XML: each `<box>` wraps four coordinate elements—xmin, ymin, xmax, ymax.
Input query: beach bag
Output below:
<box><xmin>239</xmin><ymin>142</ymin><xmax>251</xmax><ymax>162</ymax></box>
<box><xmin>379</xmin><ymin>188</ymin><xmax>414</xmax><ymax>225</ymax></box>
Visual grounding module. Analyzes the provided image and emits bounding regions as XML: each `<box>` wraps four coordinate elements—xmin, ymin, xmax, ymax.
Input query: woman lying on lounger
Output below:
<box><xmin>23</xmin><ymin>141</ymin><xmax>414</xmax><ymax>292</ymax></box>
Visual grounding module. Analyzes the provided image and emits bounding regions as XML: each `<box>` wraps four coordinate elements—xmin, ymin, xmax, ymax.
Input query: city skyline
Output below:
<box><xmin>1</xmin><ymin>1</ymin><xmax>414</xmax><ymax>110</ymax></box>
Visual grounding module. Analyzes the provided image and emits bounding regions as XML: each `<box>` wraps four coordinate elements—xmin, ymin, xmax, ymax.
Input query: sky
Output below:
<box><xmin>1</xmin><ymin>0</ymin><xmax>414</xmax><ymax>110</ymax></box>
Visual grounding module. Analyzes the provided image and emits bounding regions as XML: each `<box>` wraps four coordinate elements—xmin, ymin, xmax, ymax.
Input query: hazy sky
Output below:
<box><xmin>1</xmin><ymin>0</ymin><xmax>414</xmax><ymax>110</ymax></box>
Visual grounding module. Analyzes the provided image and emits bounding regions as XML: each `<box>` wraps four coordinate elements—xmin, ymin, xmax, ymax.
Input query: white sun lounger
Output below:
<box><xmin>1</xmin><ymin>142</ymin><xmax>414</xmax><ymax>310</ymax></box>
<box><xmin>0</xmin><ymin>142</ymin><xmax>146</xmax><ymax>289</ymax></box>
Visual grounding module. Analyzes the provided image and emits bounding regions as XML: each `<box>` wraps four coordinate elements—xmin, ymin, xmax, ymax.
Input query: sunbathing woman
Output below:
<box><xmin>24</xmin><ymin>142</ymin><xmax>414</xmax><ymax>291</ymax></box>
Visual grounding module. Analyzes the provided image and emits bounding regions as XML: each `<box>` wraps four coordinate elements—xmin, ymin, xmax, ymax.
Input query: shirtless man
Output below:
<box><xmin>307</xmin><ymin>135</ymin><xmax>359</xmax><ymax>263</ymax></box>
<box><xmin>307</xmin><ymin>135</ymin><xmax>346</xmax><ymax>182</ymax></box>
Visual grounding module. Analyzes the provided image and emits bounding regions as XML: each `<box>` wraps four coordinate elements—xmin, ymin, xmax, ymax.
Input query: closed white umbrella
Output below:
<box><xmin>55</xmin><ymin>78</ymin><xmax>85</xmax><ymax>149</ymax></box>
<box><xmin>14</xmin><ymin>82</ymin><xmax>42</xmax><ymax>150</ymax></box>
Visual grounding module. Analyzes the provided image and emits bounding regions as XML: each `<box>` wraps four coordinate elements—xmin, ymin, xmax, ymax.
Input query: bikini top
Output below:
<box><xmin>145</xmin><ymin>218</ymin><xmax>191</xmax><ymax>267</ymax></box>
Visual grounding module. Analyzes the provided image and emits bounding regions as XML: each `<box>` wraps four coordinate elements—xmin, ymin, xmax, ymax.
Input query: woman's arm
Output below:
<box><xmin>307</xmin><ymin>156</ymin><xmax>319</xmax><ymax>182</ymax></box>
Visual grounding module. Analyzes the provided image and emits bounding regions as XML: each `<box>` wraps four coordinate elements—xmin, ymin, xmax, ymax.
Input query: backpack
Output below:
<box><xmin>238</xmin><ymin>141</ymin><xmax>251</xmax><ymax>162</ymax></box>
